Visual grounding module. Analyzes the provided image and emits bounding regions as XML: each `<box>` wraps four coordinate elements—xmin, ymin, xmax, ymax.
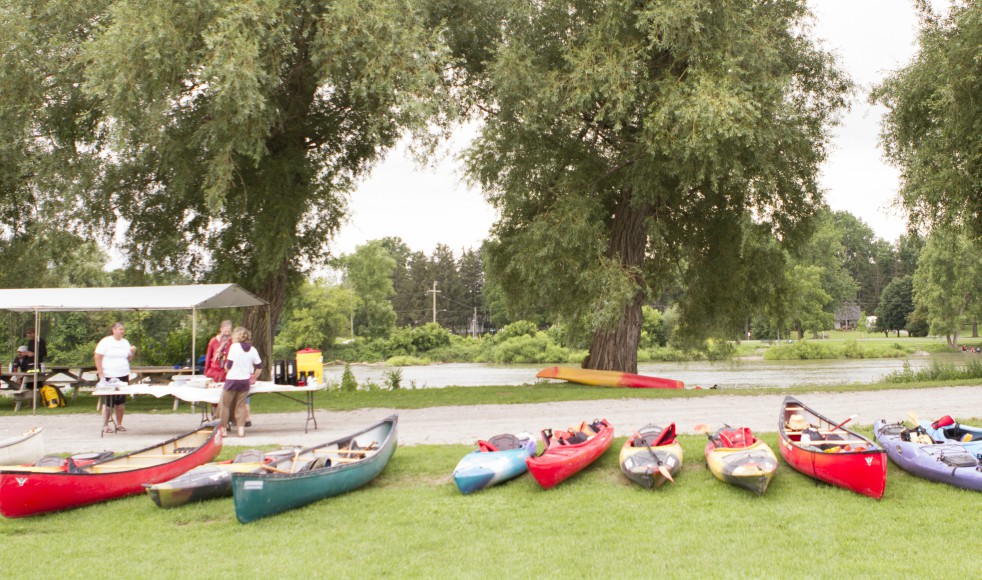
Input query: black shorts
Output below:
<box><xmin>104</xmin><ymin>376</ymin><xmax>128</xmax><ymax>407</ymax></box>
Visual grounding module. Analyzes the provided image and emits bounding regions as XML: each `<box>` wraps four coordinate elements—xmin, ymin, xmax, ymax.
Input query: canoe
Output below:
<box><xmin>232</xmin><ymin>415</ymin><xmax>398</xmax><ymax>523</ymax></box>
<box><xmin>526</xmin><ymin>419</ymin><xmax>613</xmax><ymax>489</ymax></box>
<box><xmin>453</xmin><ymin>432</ymin><xmax>537</xmax><ymax>494</ymax></box>
<box><xmin>0</xmin><ymin>423</ymin><xmax>222</xmax><ymax>518</ymax></box>
<box><xmin>146</xmin><ymin>448</ymin><xmax>296</xmax><ymax>508</ymax></box>
<box><xmin>0</xmin><ymin>427</ymin><xmax>44</xmax><ymax>466</ymax></box>
<box><xmin>874</xmin><ymin>420</ymin><xmax>982</xmax><ymax>491</ymax></box>
<box><xmin>536</xmin><ymin>367</ymin><xmax>683</xmax><ymax>389</ymax></box>
<box><xmin>704</xmin><ymin>426</ymin><xmax>777</xmax><ymax>495</ymax></box>
<box><xmin>778</xmin><ymin>396</ymin><xmax>886</xmax><ymax>499</ymax></box>
<box><xmin>619</xmin><ymin>423</ymin><xmax>682</xmax><ymax>489</ymax></box>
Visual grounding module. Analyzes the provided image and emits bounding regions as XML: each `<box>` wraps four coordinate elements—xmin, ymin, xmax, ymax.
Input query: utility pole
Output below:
<box><xmin>426</xmin><ymin>281</ymin><xmax>440</xmax><ymax>324</ymax></box>
<box><xmin>470</xmin><ymin>307</ymin><xmax>478</xmax><ymax>338</ymax></box>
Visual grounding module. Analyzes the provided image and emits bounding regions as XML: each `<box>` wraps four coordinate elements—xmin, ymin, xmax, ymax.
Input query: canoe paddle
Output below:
<box><xmin>633</xmin><ymin>431</ymin><xmax>674</xmax><ymax>484</ymax></box>
<box><xmin>830</xmin><ymin>414</ymin><xmax>858</xmax><ymax>433</ymax></box>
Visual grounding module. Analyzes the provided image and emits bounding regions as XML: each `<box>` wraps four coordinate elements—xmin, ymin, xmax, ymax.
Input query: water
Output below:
<box><xmin>322</xmin><ymin>357</ymin><xmax>937</xmax><ymax>390</ymax></box>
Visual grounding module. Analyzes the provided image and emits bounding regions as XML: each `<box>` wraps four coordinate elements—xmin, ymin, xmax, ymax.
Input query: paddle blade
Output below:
<box><xmin>693</xmin><ymin>423</ymin><xmax>711</xmax><ymax>434</ymax></box>
<box><xmin>657</xmin><ymin>464</ymin><xmax>675</xmax><ymax>484</ymax></box>
<box><xmin>908</xmin><ymin>411</ymin><xmax>919</xmax><ymax>426</ymax></box>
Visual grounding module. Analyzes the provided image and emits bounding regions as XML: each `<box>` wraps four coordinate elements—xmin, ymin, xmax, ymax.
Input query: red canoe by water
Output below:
<box><xmin>0</xmin><ymin>423</ymin><xmax>222</xmax><ymax>518</ymax></box>
<box><xmin>536</xmin><ymin>367</ymin><xmax>683</xmax><ymax>389</ymax></box>
<box><xmin>778</xmin><ymin>396</ymin><xmax>886</xmax><ymax>499</ymax></box>
<box><xmin>526</xmin><ymin>419</ymin><xmax>614</xmax><ymax>489</ymax></box>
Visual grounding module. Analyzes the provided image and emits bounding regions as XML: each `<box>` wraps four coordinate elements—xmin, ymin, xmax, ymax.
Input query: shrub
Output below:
<box><xmin>340</xmin><ymin>364</ymin><xmax>358</xmax><ymax>392</ymax></box>
<box><xmin>383</xmin><ymin>368</ymin><xmax>403</xmax><ymax>390</ymax></box>
<box><xmin>705</xmin><ymin>339</ymin><xmax>736</xmax><ymax>361</ymax></box>
<box><xmin>385</xmin><ymin>355</ymin><xmax>429</xmax><ymax>366</ymax></box>
<box><xmin>492</xmin><ymin>320</ymin><xmax>539</xmax><ymax>343</ymax></box>
<box><xmin>491</xmin><ymin>334</ymin><xmax>570</xmax><ymax>363</ymax></box>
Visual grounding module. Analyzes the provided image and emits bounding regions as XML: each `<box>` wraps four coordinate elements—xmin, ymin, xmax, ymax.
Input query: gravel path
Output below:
<box><xmin>3</xmin><ymin>386</ymin><xmax>980</xmax><ymax>454</ymax></box>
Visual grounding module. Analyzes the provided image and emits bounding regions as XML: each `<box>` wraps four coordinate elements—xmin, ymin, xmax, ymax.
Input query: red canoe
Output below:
<box><xmin>536</xmin><ymin>367</ymin><xmax>683</xmax><ymax>389</ymax></box>
<box><xmin>526</xmin><ymin>419</ymin><xmax>614</xmax><ymax>489</ymax></box>
<box><xmin>0</xmin><ymin>423</ymin><xmax>222</xmax><ymax>518</ymax></box>
<box><xmin>778</xmin><ymin>396</ymin><xmax>886</xmax><ymax>499</ymax></box>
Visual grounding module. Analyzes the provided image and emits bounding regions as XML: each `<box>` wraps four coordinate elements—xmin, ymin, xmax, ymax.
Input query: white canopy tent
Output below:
<box><xmin>0</xmin><ymin>284</ymin><xmax>269</xmax><ymax>414</ymax></box>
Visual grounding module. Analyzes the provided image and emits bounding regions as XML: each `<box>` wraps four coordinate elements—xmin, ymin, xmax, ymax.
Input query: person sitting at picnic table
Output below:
<box><xmin>24</xmin><ymin>329</ymin><xmax>47</xmax><ymax>368</ymax></box>
<box><xmin>13</xmin><ymin>346</ymin><xmax>32</xmax><ymax>373</ymax></box>
<box><xmin>94</xmin><ymin>322</ymin><xmax>136</xmax><ymax>434</ymax></box>
<box><xmin>219</xmin><ymin>326</ymin><xmax>262</xmax><ymax>438</ymax></box>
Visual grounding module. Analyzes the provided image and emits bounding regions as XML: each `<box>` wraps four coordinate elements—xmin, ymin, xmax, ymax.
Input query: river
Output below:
<box><xmin>322</xmin><ymin>356</ymin><xmax>940</xmax><ymax>390</ymax></box>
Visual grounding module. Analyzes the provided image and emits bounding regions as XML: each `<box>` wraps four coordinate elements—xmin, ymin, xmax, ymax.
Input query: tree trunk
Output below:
<box><xmin>584</xmin><ymin>192</ymin><xmax>648</xmax><ymax>373</ymax></box>
<box><xmin>973</xmin><ymin>320</ymin><xmax>978</xmax><ymax>338</ymax></box>
<box><xmin>242</xmin><ymin>264</ymin><xmax>290</xmax><ymax>380</ymax></box>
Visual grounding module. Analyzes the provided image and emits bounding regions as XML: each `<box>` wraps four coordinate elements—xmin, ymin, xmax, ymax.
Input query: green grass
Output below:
<box><xmin>3</xmin><ymin>429</ymin><xmax>980</xmax><ymax>577</ymax></box>
<box><xmin>4</xmin><ymin>374</ymin><xmax>982</xmax><ymax>417</ymax></box>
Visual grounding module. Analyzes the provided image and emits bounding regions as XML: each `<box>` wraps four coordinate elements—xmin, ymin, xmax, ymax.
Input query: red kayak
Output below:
<box><xmin>0</xmin><ymin>423</ymin><xmax>222</xmax><ymax>517</ymax></box>
<box><xmin>526</xmin><ymin>419</ymin><xmax>614</xmax><ymax>489</ymax></box>
<box><xmin>536</xmin><ymin>367</ymin><xmax>683</xmax><ymax>389</ymax></box>
<box><xmin>778</xmin><ymin>396</ymin><xmax>886</xmax><ymax>499</ymax></box>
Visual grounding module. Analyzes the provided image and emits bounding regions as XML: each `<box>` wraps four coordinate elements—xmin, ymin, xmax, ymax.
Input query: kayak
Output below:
<box><xmin>874</xmin><ymin>420</ymin><xmax>982</xmax><ymax>491</ymax></box>
<box><xmin>146</xmin><ymin>448</ymin><xmax>295</xmax><ymax>508</ymax></box>
<box><xmin>232</xmin><ymin>415</ymin><xmax>397</xmax><ymax>523</ymax></box>
<box><xmin>452</xmin><ymin>432</ymin><xmax>537</xmax><ymax>494</ymax></box>
<box><xmin>619</xmin><ymin>423</ymin><xmax>682</xmax><ymax>489</ymax></box>
<box><xmin>0</xmin><ymin>427</ymin><xmax>44</xmax><ymax>466</ymax></box>
<box><xmin>0</xmin><ymin>423</ymin><xmax>222</xmax><ymax>517</ymax></box>
<box><xmin>536</xmin><ymin>367</ymin><xmax>683</xmax><ymax>389</ymax></box>
<box><xmin>778</xmin><ymin>396</ymin><xmax>886</xmax><ymax>499</ymax></box>
<box><xmin>527</xmin><ymin>419</ymin><xmax>613</xmax><ymax>489</ymax></box>
<box><xmin>704</xmin><ymin>426</ymin><xmax>777</xmax><ymax>495</ymax></box>
<box><xmin>920</xmin><ymin>415</ymin><xmax>982</xmax><ymax>457</ymax></box>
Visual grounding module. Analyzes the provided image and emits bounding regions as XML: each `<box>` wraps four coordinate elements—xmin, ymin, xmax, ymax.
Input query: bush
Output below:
<box><xmin>490</xmin><ymin>334</ymin><xmax>570</xmax><ymax>363</ymax></box>
<box><xmin>340</xmin><ymin>364</ymin><xmax>358</xmax><ymax>392</ymax></box>
<box><xmin>884</xmin><ymin>359</ymin><xmax>982</xmax><ymax>383</ymax></box>
<box><xmin>385</xmin><ymin>355</ymin><xmax>430</xmax><ymax>366</ymax></box>
<box><xmin>705</xmin><ymin>339</ymin><xmax>736</xmax><ymax>361</ymax></box>
<box><xmin>383</xmin><ymin>368</ymin><xmax>403</xmax><ymax>390</ymax></box>
<box><xmin>492</xmin><ymin>320</ymin><xmax>539</xmax><ymax>343</ymax></box>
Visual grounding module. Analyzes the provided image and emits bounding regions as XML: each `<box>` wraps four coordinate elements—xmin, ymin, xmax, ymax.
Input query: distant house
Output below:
<box><xmin>835</xmin><ymin>302</ymin><xmax>862</xmax><ymax>330</ymax></box>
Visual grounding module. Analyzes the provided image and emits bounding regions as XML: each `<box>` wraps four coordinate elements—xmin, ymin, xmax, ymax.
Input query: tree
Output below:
<box><xmin>345</xmin><ymin>241</ymin><xmax>397</xmax><ymax>338</ymax></box>
<box><xmin>874</xmin><ymin>1</ymin><xmax>982</xmax><ymax>235</ymax></box>
<box><xmin>912</xmin><ymin>229</ymin><xmax>982</xmax><ymax>348</ymax></box>
<box><xmin>464</xmin><ymin>0</ymin><xmax>848</xmax><ymax>372</ymax></box>
<box><xmin>874</xmin><ymin>276</ymin><xmax>915</xmax><ymax>337</ymax></box>
<box><xmin>2</xmin><ymin>1</ymin><xmax>453</xmax><ymax>363</ymax></box>
<box><xmin>276</xmin><ymin>278</ymin><xmax>356</xmax><ymax>356</ymax></box>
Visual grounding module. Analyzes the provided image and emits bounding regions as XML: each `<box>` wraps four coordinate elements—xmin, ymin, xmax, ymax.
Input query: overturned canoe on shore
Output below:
<box><xmin>0</xmin><ymin>426</ymin><xmax>44</xmax><ymax>466</ymax></box>
<box><xmin>536</xmin><ymin>367</ymin><xmax>683</xmax><ymax>389</ymax></box>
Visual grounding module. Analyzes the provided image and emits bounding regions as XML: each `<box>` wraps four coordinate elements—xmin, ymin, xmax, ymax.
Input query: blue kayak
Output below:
<box><xmin>874</xmin><ymin>420</ymin><xmax>982</xmax><ymax>492</ymax></box>
<box><xmin>453</xmin><ymin>433</ymin><xmax>537</xmax><ymax>494</ymax></box>
<box><xmin>920</xmin><ymin>416</ymin><xmax>982</xmax><ymax>458</ymax></box>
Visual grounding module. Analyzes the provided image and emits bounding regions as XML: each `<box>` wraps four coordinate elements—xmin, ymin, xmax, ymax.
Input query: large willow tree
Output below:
<box><xmin>465</xmin><ymin>0</ymin><xmax>849</xmax><ymax>371</ymax></box>
<box><xmin>1</xmin><ymin>0</ymin><xmax>451</xmax><ymax>350</ymax></box>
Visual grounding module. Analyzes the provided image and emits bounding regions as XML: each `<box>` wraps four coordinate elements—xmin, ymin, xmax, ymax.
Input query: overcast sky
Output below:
<box><xmin>332</xmin><ymin>1</ymin><xmax>942</xmax><ymax>257</ymax></box>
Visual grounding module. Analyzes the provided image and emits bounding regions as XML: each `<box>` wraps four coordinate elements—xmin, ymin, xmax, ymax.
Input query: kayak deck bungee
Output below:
<box><xmin>619</xmin><ymin>423</ymin><xmax>682</xmax><ymax>489</ymax></box>
<box><xmin>527</xmin><ymin>419</ymin><xmax>614</xmax><ymax>489</ymax></box>
<box><xmin>536</xmin><ymin>367</ymin><xmax>683</xmax><ymax>389</ymax></box>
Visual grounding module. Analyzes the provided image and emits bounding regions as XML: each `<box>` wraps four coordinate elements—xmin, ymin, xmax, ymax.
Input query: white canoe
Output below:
<box><xmin>0</xmin><ymin>427</ymin><xmax>45</xmax><ymax>465</ymax></box>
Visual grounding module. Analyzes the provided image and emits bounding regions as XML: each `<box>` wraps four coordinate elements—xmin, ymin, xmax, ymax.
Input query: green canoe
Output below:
<box><xmin>231</xmin><ymin>415</ymin><xmax>398</xmax><ymax>523</ymax></box>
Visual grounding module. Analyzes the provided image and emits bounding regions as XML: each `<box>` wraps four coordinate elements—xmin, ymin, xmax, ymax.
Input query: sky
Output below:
<box><xmin>331</xmin><ymin>1</ymin><xmax>943</xmax><ymax>258</ymax></box>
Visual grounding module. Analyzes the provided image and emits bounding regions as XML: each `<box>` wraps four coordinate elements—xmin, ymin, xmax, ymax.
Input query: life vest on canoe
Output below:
<box><xmin>542</xmin><ymin>420</ymin><xmax>606</xmax><ymax>446</ymax></box>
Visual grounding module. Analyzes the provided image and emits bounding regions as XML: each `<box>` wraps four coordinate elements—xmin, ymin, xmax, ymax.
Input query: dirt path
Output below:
<box><xmin>3</xmin><ymin>386</ymin><xmax>980</xmax><ymax>454</ymax></box>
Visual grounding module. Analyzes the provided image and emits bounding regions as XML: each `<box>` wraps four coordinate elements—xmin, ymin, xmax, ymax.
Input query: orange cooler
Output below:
<box><xmin>296</xmin><ymin>348</ymin><xmax>323</xmax><ymax>384</ymax></box>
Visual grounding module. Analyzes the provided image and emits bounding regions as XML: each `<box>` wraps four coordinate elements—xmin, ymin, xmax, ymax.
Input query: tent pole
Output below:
<box><xmin>32</xmin><ymin>309</ymin><xmax>39</xmax><ymax>415</ymax></box>
<box><xmin>265</xmin><ymin>304</ymin><xmax>272</xmax><ymax>381</ymax></box>
<box><xmin>192</xmin><ymin>307</ymin><xmax>197</xmax><ymax>376</ymax></box>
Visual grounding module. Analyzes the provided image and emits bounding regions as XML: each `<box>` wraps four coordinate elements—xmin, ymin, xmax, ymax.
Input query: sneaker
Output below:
<box><xmin>245</xmin><ymin>421</ymin><xmax>252</xmax><ymax>427</ymax></box>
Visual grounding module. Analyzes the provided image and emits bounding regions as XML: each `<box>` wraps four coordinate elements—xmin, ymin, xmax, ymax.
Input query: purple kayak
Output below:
<box><xmin>874</xmin><ymin>420</ymin><xmax>982</xmax><ymax>492</ymax></box>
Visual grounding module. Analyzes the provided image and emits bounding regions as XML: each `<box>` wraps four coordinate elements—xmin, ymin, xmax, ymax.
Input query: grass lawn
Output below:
<box><xmin>2</xmin><ymin>376</ymin><xmax>981</xmax><ymax>417</ymax></box>
<box><xmin>2</xmin><ymin>428</ymin><xmax>980</xmax><ymax>577</ymax></box>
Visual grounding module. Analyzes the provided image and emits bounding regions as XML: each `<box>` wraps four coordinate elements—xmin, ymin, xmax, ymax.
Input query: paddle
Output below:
<box><xmin>908</xmin><ymin>410</ymin><xmax>919</xmax><ymax>428</ymax></box>
<box><xmin>633</xmin><ymin>430</ymin><xmax>674</xmax><ymax>484</ymax></box>
<box><xmin>830</xmin><ymin>414</ymin><xmax>858</xmax><ymax>433</ymax></box>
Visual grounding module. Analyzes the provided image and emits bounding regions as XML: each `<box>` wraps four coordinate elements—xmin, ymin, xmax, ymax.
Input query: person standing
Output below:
<box><xmin>219</xmin><ymin>326</ymin><xmax>262</xmax><ymax>438</ymax></box>
<box><xmin>94</xmin><ymin>322</ymin><xmax>136</xmax><ymax>434</ymax></box>
<box><xmin>24</xmin><ymin>329</ymin><xmax>47</xmax><ymax>369</ymax></box>
<box><xmin>204</xmin><ymin>320</ymin><xmax>233</xmax><ymax>420</ymax></box>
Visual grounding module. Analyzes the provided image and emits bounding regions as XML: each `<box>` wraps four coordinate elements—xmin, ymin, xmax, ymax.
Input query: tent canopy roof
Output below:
<box><xmin>0</xmin><ymin>284</ymin><xmax>266</xmax><ymax>312</ymax></box>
